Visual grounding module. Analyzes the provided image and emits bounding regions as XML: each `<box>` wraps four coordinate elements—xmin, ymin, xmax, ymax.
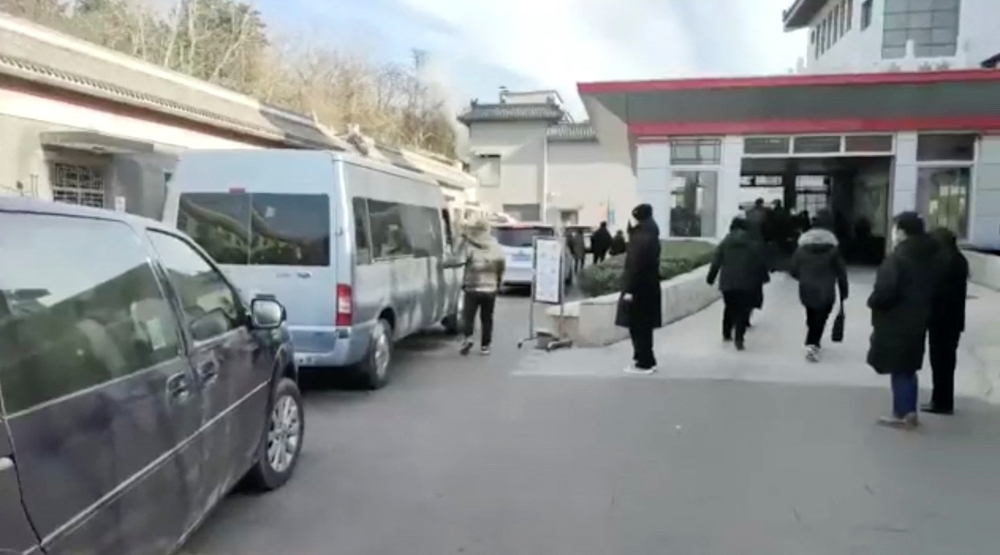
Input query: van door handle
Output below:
<box><xmin>198</xmin><ymin>360</ymin><xmax>219</xmax><ymax>383</ymax></box>
<box><xmin>0</xmin><ymin>457</ymin><xmax>13</xmax><ymax>473</ymax></box>
<box><xmin>165</xmin><ymin>373</ymin><xmax>192</xmax><ymax>403</ymax></box>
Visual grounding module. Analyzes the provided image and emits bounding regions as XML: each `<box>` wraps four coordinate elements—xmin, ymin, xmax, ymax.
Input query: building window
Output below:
<box><xmin>844</xmin><ymin>134</ymin><xmax>894</xmax><ymax>152</ymax></box>
<box><xmin>669</xmin><ymin>138</ymin><xmax>721</xmax><ymax>165</ymax></box>
<box><xmin>861</xmin><ymin>0</ymin><xmax>872</xmax><ymax>30</ymax></box>
<box><xmin>916</xmin><ymin>133</ymin><xmax>976</xmax><ymax>161</ymax></box>
<box><xmin>882</xmin><ymin>0</ymin><xmax>960</xmax><ymax>59</ymax></box>
<box><xmin>51</xmin><ymin>163</ymin><xmax>106</xmax><ymax>208</ymax></box>
<box><xmin>474</xmin><ymin>154</ymin><xmax>501</xmax><ymax>187</ymax></box>
<box><xmin>846</xmin><ymin>0</ymin><xmax>853</xmax><ymax>31</ymax></box>
<box><xmin>917</xmin><ymin>167</ymin><xmax>970</xmax><ymax>239</ymax></box>
<box><xmin>793</xmin><ymin>135</ymin><xmax>842</xmax><ymax>154</ymax></box>
<box><xmin>796</xmin><ymin>176</ymin><xmax>831</xmax><ymax>215</ymax></box>
<box><xmin>669</xmin><ymin>171</ymin><xmax>717</xmax><ymax>238</ymax></box>
<box><xmin>810</xmin><ymin>28</ymin><xmax>816</xmax><ymax>44</ymax></box>
<box><xmin>744</xmin><ymin>137</ymin><xmax>791</xmax><ymax>155</ymax></box>
<box><xmin>502</xmin><ymin>204</ymin><xmax>541</xmax><ymax>222</ymax></box>
<box><xmin>833</xmin><ymin>3</ymin><xmax>841</xmax><ymax>41</ymax></box>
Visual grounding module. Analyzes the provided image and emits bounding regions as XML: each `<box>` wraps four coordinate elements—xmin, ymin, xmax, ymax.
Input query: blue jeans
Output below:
<box><xmin>891</xmin><ymin>372</ymin><xmax>919</xmax><ymax>417</ymax></box>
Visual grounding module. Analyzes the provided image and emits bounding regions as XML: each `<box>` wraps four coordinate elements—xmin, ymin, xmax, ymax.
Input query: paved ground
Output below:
<box><xmin>185</xmin><ymin>273</ymin><xmax>1000</xmax><ymax>555</ymax></box>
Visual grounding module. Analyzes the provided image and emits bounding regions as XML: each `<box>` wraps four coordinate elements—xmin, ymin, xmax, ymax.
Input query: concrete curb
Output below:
<box><xmin>963</xmin><ymin>249</ymin><xmax>1000</xmax><ymax>291</ymax></box>
<box><xmin>546</xmin><ymin>265</ymin><xmax>721</xmax><ymax>347</ymax></box>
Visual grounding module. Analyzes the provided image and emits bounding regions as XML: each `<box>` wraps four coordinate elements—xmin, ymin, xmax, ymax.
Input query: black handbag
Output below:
<box><xmin>831</xmin><ymin>302</ymin><xmax>845</xmax><ymax>343</ymax></box>
<box><xmin>615</xmin><ymin>294</ymin><xmax>631</xmax><ymax>328</ymax></box>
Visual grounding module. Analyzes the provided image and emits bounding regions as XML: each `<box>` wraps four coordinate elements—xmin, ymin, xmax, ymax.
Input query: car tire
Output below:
<box><xmin>246</xmin><ymin>377</ymin><xmax>305</xmax><ymax>492</ymax></box>
<box><xmin>357</xmin><ymin>318</ymin><xmax>392</xmax><ymax>390</ymax></box>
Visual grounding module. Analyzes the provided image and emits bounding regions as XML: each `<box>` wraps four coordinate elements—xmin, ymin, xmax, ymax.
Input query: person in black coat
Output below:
<box><xmin>790</xmin><ymin>210</ymin><xmax>848</xmax><ymax>362</ymax></box>
<box><xmin>923</xmin><ymin>227</ymin><xmax>969</xmax><ymax>415</ymax></box>
<box><xmin>619</xmin><ymin>204</ymin><xmax>662</xmax><ymax>373</ymax></box>
<box><xmin>591</xmin><ymin>221</ymin><xmax>612</xmax><ymax>264</ymax></box>
<box><xmin>867</xmin><ymin>212</ymin><xmax>940</xmax><ymax>429</ymax></box>
<box><xmin>609</xmin><ymin>230</ymin><xmax>627</xmax><ymax>256</ymax></box>
<box><xmin>706</xmin><ymin>216</ymin><xmax>767</xmax><ymax>351</ymax></box>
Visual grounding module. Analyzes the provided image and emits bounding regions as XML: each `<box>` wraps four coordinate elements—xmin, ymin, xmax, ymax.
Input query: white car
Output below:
<box><xmin>492</xmin><ymin>222</ymin><xmax>574</xmax><ymax>288</ymax></box>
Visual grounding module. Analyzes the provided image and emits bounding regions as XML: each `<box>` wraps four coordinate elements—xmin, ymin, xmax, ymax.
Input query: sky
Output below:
<box><xmin>250</xmin><ymin>0</ymin><xmax>808</xmax><ymax>118</ymax></box>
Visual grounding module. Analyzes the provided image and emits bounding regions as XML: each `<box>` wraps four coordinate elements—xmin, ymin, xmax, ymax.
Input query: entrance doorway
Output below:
<box><xmin>740</xmin><ymin>156</ymin><xmax>893</xmax><ymax>265</ymax></box>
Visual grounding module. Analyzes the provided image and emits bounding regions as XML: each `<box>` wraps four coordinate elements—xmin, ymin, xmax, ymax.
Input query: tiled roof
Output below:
<box><xmin>457</xmin><ymin>102</ymin><xmax>565</xmax><ymax>125</ymax></box>
<box><xmin>547</xmin><ymin>122</ymin><xmax>597</xmax><ymax>142</ymax></box>
<box><xmin>0</xmin><ymin>14</ymin><xmax>351</xmax><ymax>150</ymax></box>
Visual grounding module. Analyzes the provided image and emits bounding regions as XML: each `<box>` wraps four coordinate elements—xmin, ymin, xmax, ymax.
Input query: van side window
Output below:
<box><xmin>352</xmin><ymin>197</ymin><xmax>371</xmax><ymax>265</ymax></box>
<box><xmin>177</xmin><ymin>192</ymin><xmax>251</xmax><ymax>265</ymax></box>
<box><xmin>147</xmin><ymin>231</ymin><xmax>244</xmax><ymax>342</ymax></box>
<box><xmin>401</xmin><ymin>205</ymin><xmax>444</xmax><ymax>258</ymax></box>
<box><xmin>368</xmin><ymin>200</ymin><xmax>413</xmax><ymax>259</ymax></box>
<box><xmin>0</xmin><ymin>214</ymin><xmax>181</xmax><ymax>414</ymax></box>
<box><xmin>250</xmin><ymin>193</ymin><xmax>330</xmax><ymax>266</ymax></box>
<box><xmin>441</xmin><ymin>209</ymin><xmax>454</xmax><ymax>248</ymax></box>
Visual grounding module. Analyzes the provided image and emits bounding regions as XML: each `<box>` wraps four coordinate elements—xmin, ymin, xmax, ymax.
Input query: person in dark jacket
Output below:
<box><xmin>619</xmin><ymin>204</ymin><xmax>662</xmax><ymax>374</ymax></box>
<box><xmin>790</xmin><ymin>210</ymin><xmax>849</xmax><ymax>362</ymax></box>
<box><xmin>591</xmin><ymin>221</ymin><xmax>612</xmax><ymax>264</ymax></box>
<box><xmin>706</xmin><ymin>216</ymin><xmax>767</xmax><ymax>351</ymax></box>
<box><xmin>867</xmin><ymin>212</ymin><xmax>940</xmax><ymax>429</ymax></box>
<box><xmin>609</xmin><ymin>230</ymin><xmax>627</xmax><ymax>256</ymax></box>
<box><xmin>745</xmin><ymin>198</ymin><xmax>768</xmax><ymax>243</ymax></box>
<box><xmin>923</xmin><ymin>227</ymin><xmax>969</xmax><ymax>415</ymax></box>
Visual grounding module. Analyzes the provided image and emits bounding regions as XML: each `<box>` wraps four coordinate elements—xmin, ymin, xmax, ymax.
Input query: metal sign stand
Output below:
<box><xmin>517</xmin><ymin>236</ymin><xmax>573</xmax><ymax>352</ymax></box>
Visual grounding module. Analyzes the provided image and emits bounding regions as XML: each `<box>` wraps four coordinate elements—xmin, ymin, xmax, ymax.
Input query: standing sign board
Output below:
<box><xmin>531</xmin><ymin>236</ymin><xmax>563</xmax><ymax>304</ymax></box>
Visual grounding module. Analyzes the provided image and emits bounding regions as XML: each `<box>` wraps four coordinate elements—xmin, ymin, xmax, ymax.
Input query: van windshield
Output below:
<box><xmin>177</xmin><ymin>192</ymin><xmax>330</xmax><ymax>266</ymax></box>
<box><xmin>492</xmin><ymin>226</ymin><xmax>555</xmax><ymax>248</ymax></box>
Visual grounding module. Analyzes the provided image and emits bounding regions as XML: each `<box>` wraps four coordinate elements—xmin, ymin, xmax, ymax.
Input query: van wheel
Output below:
<box><xmin>358</xmin><ymin>318</ymin><xmax>392</xmax><ymax>389</ymax></box>
<box><xmin>246</xmin><ymin>378</ymin><xmax>304</xmax><ymax>491</ymax></box>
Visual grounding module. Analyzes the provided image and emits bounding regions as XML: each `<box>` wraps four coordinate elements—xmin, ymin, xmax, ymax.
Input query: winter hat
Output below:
<box><xmin>631</xmin><ymin>203</ymin><xmax>653</xmax><ymax>221</ymax></box>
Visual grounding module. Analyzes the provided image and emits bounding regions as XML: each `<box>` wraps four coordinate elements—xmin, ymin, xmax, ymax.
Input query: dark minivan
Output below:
<box><xmin>0</xmin><ymin>198</ymin><xmax>304</xmax><ymax>555</ymax></box>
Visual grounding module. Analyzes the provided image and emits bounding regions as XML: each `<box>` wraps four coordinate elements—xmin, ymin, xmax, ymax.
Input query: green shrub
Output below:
<box><xmin>576</xmin><ymin>240</ymin><xmax>716</xmax><ymax>298</ymax></box>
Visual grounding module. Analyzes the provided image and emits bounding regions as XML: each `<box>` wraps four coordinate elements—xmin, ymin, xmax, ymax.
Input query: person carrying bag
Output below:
<box><xmin>789</xmin><ymin>210</ymin><xmax>849</xmax><ymax>362</ymax></box>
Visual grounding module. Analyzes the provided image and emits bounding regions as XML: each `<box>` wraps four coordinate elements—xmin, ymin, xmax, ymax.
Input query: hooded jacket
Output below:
<box><xmin>790</xmin><ymin>228</ymin><xmax>849</xmax><ymax>309</ymax></box>
<box><xmin>459</xmin><ymin>223</ymin><xmax>506</xmax><ymax>294</ymax></box>
<box><xmin>866</xmin><ymin>234</ymin><xmax>941</xmax><ymax>374</ymax></box>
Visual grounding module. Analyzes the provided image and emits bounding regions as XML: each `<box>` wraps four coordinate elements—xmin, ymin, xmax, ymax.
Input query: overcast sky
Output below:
<box><xmin>253</xmin><ymin>0</ymin><xmax>808</xmax><ymax>117</ymax></box>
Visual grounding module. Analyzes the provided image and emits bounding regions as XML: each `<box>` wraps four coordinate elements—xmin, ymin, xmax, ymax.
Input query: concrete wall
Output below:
<box><xmin>802</xmin><ymin>0</ymin><xmax>998</xmax><ymax>74</ymax></box>
<box><xmin>467</xmin><ymin>121</ymin><xmax>547</xmax><ymax>212</ymax></box>
<box><xmin>547</xmin><ymin>140</ymin><xmax>638</xmax><ymax>230</ymax></box>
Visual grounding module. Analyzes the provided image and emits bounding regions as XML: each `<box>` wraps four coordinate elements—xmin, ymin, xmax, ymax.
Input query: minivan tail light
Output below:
<box><xmin>336</xmin><ymin>284</ymin><xmax>353</xmax><ymax>326</ymax></box>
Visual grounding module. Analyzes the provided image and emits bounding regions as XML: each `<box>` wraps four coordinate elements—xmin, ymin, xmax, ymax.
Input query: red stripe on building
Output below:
<box><xmin>627</xmin><ymin>116</ymin><xmax>1000</xmax><ymax>136</ymax></box>
<box><xmin>578</xmin><ymin>69</ymin><xmax>1000</xmax><ymax>94</ymax></box>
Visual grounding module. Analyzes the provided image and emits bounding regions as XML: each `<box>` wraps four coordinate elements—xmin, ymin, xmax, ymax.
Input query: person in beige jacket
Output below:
<box><xmin>457</xmin><ymin>217</ymin><xmax>506</xmax><ymax>355</ymax></box>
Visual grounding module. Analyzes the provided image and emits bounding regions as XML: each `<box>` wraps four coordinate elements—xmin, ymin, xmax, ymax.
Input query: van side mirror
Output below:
<box><xmin>250</xmin><ymin>298</ymin><xmax>285</xmax><ymax>329</ymax></box>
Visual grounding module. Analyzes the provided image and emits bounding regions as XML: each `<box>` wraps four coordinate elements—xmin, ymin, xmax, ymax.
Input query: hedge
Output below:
<box><xmin>576</xmin><ymin>240</ymin><xmax>716</xmax><ymax>298</ymax></box>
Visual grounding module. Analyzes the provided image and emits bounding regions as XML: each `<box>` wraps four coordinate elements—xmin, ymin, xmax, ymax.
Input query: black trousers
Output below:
<box><xmin>593</xmin><ymin>252</ymin><xmax>607</xmax><ymax>265</ymax></box>
<box><xmin>629</xmin><ymin>322</ymin><xmax>656</xmax><ymax>369</ymax></box>
<box><xmin>722</xmin><ymin>291</ymin><xmax>753</xmax><ymax>342</ymax></box>
<box><xmin>805</xmin><ymin>303</ymin><xmax>834</xmax><ymax>347</ymax></box>
<box><xmin>928</xmin><ymin>327</ymin><xmax>961</xmax><ymax>411</ymax></box>
<box><xmin>574</xmin><ymin>256</ymin><xmax>585</xmax><ymax>273</ymax></box>
<box><xmin>462</xmin><ymin>291</ymin><xmax>497</xmax><ymax>347</ymax></box>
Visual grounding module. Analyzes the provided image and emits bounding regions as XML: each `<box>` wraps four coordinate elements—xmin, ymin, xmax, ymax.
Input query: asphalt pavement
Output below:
<box><xmin>183</xmin><ymin>279</ymin><xmax>1000</xmax><ymax>555</ymax></box>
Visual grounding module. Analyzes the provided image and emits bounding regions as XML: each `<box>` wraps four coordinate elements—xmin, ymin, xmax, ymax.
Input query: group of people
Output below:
<box><xmin>565</xmin><ymin>223</ymin><xmax>628</xmax><ymax>272</ymax></box>
<box><xmin>455</xmin><ymin>201</ymin><xmax>971</xmax><ymax>431</ymax></box>
<box><xmin>709</xmin><ymin>199</ymin><xmax>969</xmax><ymax>430</ymax></box>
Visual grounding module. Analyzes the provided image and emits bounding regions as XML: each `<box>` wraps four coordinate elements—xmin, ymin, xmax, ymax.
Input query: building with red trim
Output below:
<box><xmin>579</xmin><ymin>1</ymin><xmax>1000</xmax><ymax>252</ymax></box>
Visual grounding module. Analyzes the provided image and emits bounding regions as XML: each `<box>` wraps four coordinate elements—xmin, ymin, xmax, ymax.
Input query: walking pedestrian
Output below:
<box><xmin>591</xmin><ymin>221</ymin><xmax>612</xmax><ymax>264</ymax></box>
<box><xmin>569</xmin><ymin>229</ymin><xmax>586</xmax><ymax>274</ymax></box>
<box><xmin>867</xmin><ymin>212</ymin><xmax>940</xmax><ymax>429</ymax></box>
<box><xmin>620</xmin><ymin>204</ymin><xmax>662</xmax><ymax>374</ymax></box>
<box><xmin>790</xmin><ymin>209</ymin><xmax>849</xmax><ymax>362</ymax></box>
<box><xmin>457</xmin><ymin>216</ymin><xmax>506</xmax><ymax>356</ymax></box>
<box><xmin>923</xmin><ymin>227</ymin><xmax>969</xmax><ymax>415</ymax></box>
<box><xmin>745</xmin><ymin>198</ymin><xmax>768</xmax><ymax>243</ymax></box>
<box><xmin>609</xmin><ymin>230</ymin><xmax>627</xmax><ymax>256</ymax></box>
<box><xmin>706</xmin><ymin>216</ymin><xmax>767</xmax><ymax>350</ymax></box>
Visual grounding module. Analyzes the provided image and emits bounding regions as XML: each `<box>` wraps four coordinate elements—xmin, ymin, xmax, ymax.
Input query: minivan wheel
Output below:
<box><xmin>246</xmin><ymin>378</ymin><xmax>304</xmax><ymax>491</ymax></box>
<box><xmin>358</xmin><ymin>318</ymin><xmax>392</xmax><ymax>390</ymax></box>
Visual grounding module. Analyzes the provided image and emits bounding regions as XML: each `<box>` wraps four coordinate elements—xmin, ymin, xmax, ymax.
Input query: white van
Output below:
<box><xmin>162</xmin><ymin>150</ymin><xmax>463</xmax><ymax>389</ymax></box>
<box><xmin>492</xmin><ymin>222</ymin><xmax>573</xmax><ymax>288</ymax></box>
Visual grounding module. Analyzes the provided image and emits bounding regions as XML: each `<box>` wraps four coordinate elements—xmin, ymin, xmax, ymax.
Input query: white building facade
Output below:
<box><xmin>579</xmin><ymin>0</ymin><xmax>1000</xmax><ymax>256</ymax></box>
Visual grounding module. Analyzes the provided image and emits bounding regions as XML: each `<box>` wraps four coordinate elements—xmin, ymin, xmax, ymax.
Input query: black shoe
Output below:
<box><xmin>734</xmin><ymin>338</ymin><xmax>745</xmax><ymax>351</ymax></box>
<box><xmin>459</xmin><ymin>341</ymin><xmax>473</xmax><ymax>356</ymax></box>
<box><xmin>921</xmin><ymin>403</ymin><xmax>953</xmax><ymax>415</ymax></box>
<box><xmin>723</xmin><ymin>335</ymin><xmax>732</xmax><ymax>342</ymax></box>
